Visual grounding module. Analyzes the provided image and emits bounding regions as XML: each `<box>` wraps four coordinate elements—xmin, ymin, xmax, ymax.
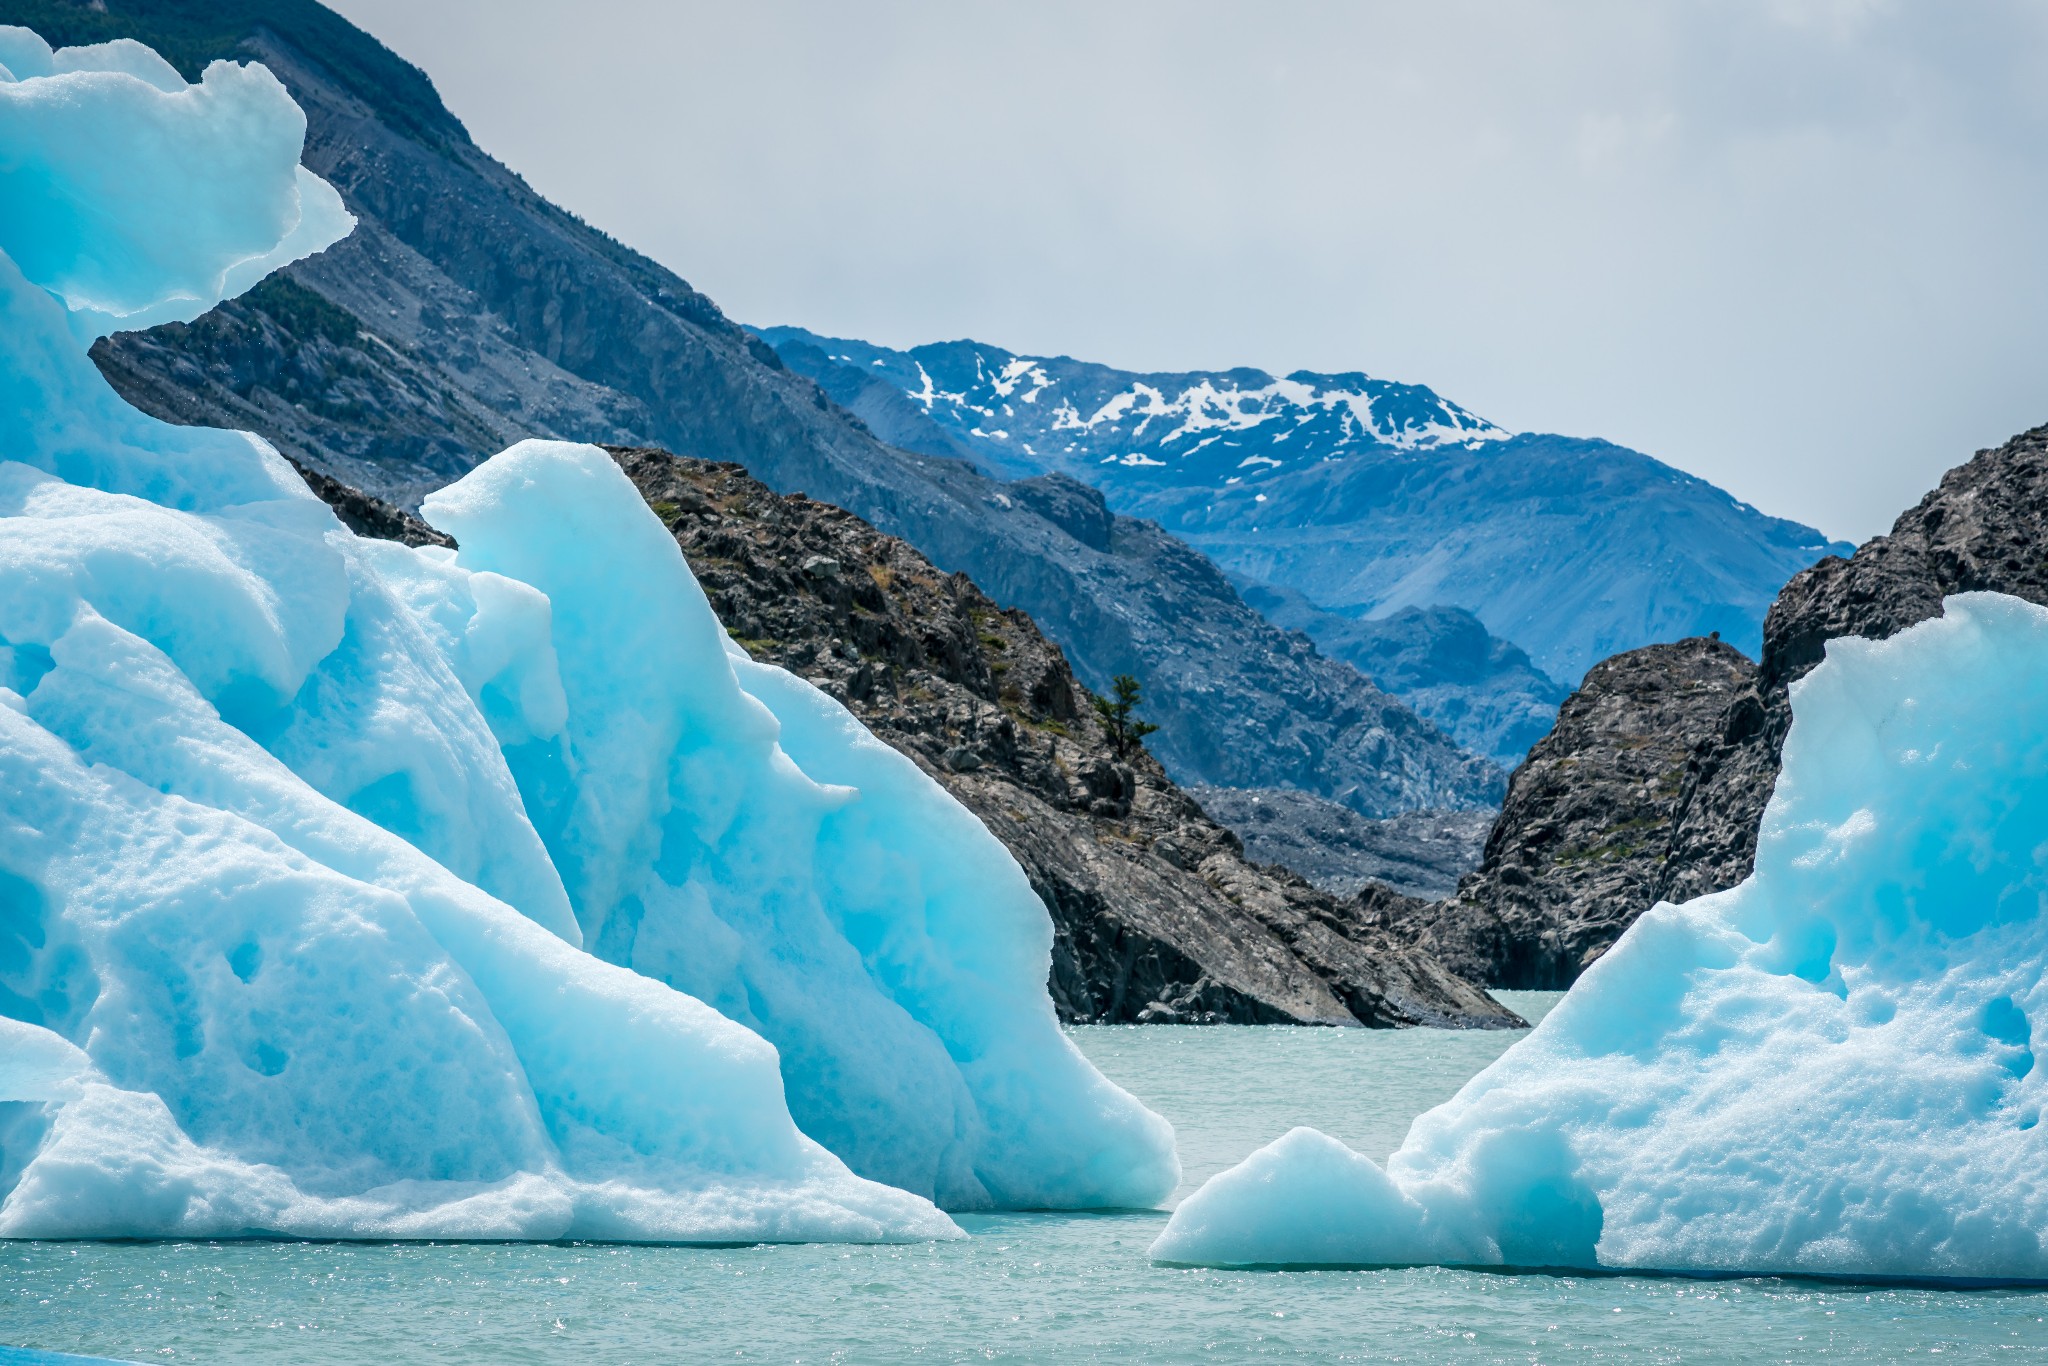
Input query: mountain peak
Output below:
<box><xmin>758</xmin><ymin>326</ymin><xmax>1510</xmax><ymax>490</ymax></box>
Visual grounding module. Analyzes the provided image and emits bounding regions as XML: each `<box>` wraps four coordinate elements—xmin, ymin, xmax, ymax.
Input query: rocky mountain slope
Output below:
<box><xmin>26</xmin><ymin>0</ymin><xmax>1499</xmax><ymax>821</ymax></box>
<box><xmin>762</xmin><ymin>327</ymin><xmax>1850</xmax><ymax>684</ymax></box>
<box><xmin>607</xmin><ymin>447</ymin><xmax>1518</xmax><ymax>1028</ymax></box>
<box><xmin>1185</xmin><ymin>789</ymin><xmax>1492</xmax><ymax>902</ymax></box>
<box><xmin>1237</xmin><ymin>586</ymin><xmax>1567</xmax><ymax>764</ymax></box>
<box><xmin>1398</xmin><ymin>424</ymin><xmax>2048</xmax><ymax>986</ymax></box>
<box><xmin>1656</xmin><ymin>423</ymin><xmax>2048</xmax><ymax>906</ymax></box>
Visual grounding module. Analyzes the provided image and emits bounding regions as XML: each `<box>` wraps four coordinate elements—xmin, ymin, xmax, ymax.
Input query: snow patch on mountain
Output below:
<box><xmin>756</xmin><ymin>328</ymin><xmax>1506</xmax><ymax>489</ymax></box>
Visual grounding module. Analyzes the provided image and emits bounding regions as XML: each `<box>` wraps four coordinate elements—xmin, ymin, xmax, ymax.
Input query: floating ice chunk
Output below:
<box><xmin>1156</xmin><ymin>593</ymin><xmax>2048</xmax><ymax>1280</ymax></box>
<box><xmin>51</xmin><ymin>38</ymin><xmax>185</xmax><ymax>91</ymax></box>
<box><xmin>0</xmin><ymin>28</ymin><xmax>953</xmax><ymax>1243</ymax></box>
<box><xmin>219</xmin><ymin>168</ymin><xmax>354</xmax><ymax>306</ymax></box>
<box><xmin>732</xmin><ymin>647</ymin><xmax>1180</xmax><ymax>1208</ymax></box>
<box><xmin>1150</xmin><ymin>1127</ymin><xmax>1448</xmax><ymax>1267</ymax></box>
<box><xmin>0</xmin><ymin>30</ymin><xmax>344</xmax><ymax>513</ymax></box>
<box><xmin>0</xmin><ymin>26</ymin><xmax>54</xmax><ymax>81</ymax></box>
<box><xmin>0</xmin><ymin>598</ymin><xmax>954</xmax><ymax>1242</ymax></box>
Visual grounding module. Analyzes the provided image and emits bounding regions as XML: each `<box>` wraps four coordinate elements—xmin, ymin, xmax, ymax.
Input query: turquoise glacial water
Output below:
<box><xmin>5</xmin><ymin>992</ymin><xmax>2046</xmax><ymax>1363</ymax></box>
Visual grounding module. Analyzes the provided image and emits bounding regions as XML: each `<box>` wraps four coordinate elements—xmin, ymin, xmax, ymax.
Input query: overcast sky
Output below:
<box><xmin>326</xmin><ymin>0</ymin><xmax>2048</xmax><ymax>542</ymax></box>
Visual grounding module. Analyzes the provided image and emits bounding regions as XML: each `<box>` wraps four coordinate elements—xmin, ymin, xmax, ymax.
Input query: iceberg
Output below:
<box><xmin>0</xmin><ymin>27</ymin><xmax>1173</xmax><ymax>1240</ymax></box>
<box><xmin>1155</xmin><ymin>592</ymin><xmax>2048</xmax><ymax>1280</ymax></box>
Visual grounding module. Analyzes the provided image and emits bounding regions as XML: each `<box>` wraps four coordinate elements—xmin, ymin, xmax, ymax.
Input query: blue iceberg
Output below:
<box><xmin>1156</xmin><ymin>593</ymin><xmax>2048</xmax><ymax>1280</ymax></box>
<box><xmin>0</xmin><ymin>27</ymin><xmax>1174</xmax><ymax>1241</ymax></box>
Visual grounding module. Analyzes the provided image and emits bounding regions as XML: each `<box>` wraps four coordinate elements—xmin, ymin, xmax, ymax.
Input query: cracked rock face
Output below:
<box><xmin>1399</xmin><ymin>424</ymin><xmax>2048</xmax><ymax>988</ymax></box>
<box><xmin>609</xmin><ymin>447</ymin><xmax>1520</xmax><ymax>1029</ymax></box>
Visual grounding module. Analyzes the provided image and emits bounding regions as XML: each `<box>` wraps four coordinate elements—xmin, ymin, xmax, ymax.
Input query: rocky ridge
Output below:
<box><xmin>1403</xmin><ymin>424</ymin><xmax>2048</xmax><ymax>986</ymax></box>
<box><xmin>1655</xmin><ymin>423</ymin><xmax>2048</xmax><ymax>907</ymax></box>
<box><xmin>290</xmin><ymin>455</ymin><xmax>452</xmax><ymax>549</ymax></box>
<box><xmin>1237</xmin><ymin>585</ymin><xmax>1567</xmax><ymax>765</ymax></box>
<box><xmin>609</xmin><ymin>446</ymin><xmax>1520</xmax><ymax>1028</ymax></box>
<box><xmin>44</xmin><ymin>0</ymin><xmax>1502</xmax><ymax>822</ymax></box>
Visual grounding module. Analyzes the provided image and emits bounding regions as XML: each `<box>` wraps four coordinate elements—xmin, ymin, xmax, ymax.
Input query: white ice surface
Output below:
<box><xmin>0</xmin><ymin>26</ymin><xmax>1171</xmax><ymax>1240</ymax></box>
<box><xmin>1156</xmin><ymin>593</ymin><xmax>2048</xmax><ymax>1280</ymax></box>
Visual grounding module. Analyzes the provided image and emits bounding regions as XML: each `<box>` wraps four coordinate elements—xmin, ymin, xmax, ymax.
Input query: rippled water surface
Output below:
<box><xmin>6</xmin><ymin>992</ymin><xmax>2045</xmax><ymax>1363</ymax></box>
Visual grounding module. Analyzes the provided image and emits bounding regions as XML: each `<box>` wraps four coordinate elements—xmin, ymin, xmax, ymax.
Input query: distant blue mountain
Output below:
<box><xmin>760</xmin><ymin>327</ymin><xmax>1851</xmax><ymax>686</ymax></box>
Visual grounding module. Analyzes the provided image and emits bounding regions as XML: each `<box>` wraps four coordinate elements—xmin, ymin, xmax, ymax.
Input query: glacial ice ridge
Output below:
<box><xmin>1155</xmin><ymin>592</ymin><xmax>2048</xmax><ymax>1280</ymax></box>
<box><xmin>0</xmin><ymin>27</ymin><xmax>1175</xmax><ymax>1241</ymax></box>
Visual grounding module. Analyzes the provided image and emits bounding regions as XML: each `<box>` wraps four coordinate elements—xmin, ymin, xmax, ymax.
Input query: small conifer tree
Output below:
<box><xmin>1092</xmin><ymin>674</ymin><xmax>1159</xmax><ymax>759</ymax></box>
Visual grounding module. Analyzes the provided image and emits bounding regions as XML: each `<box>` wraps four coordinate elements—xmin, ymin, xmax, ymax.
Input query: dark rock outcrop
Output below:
<box><xmin>1656</xmin><ymin>423</ymin><xmax>2048</xmax><ymax>907</ymax></box>
<box><xmin>1186</xmin><ymin>787</ymin><xmax>1492</xmax><ymax>901</ymax></box>
<box><xmin>1402</xmin><ymin>424</ymin><xmax>2048</xmax><ymax>986</ymax></box>
<box><xmin>613</xmin><ymin>447</ymin><xmax>1521</xmax><ymax>1029</ymax></box>
<box><xmin>1397</xmin><ymin>636</ymin><xmax>1755</xmax><ymax>986</ymax></box>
